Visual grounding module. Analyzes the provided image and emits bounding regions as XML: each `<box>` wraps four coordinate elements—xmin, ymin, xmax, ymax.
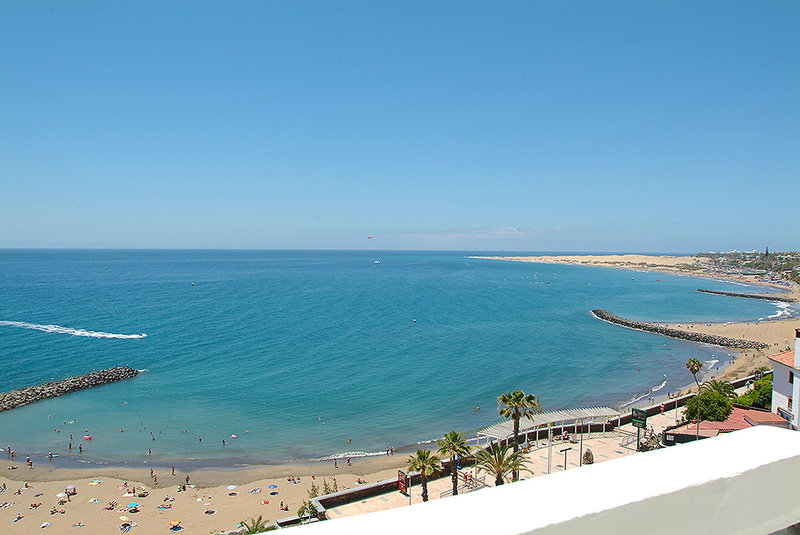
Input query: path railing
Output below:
<box><xmin>440</xmin><ymin>473</ymin><xmax>488</xmax><ymax>498</ymax></box>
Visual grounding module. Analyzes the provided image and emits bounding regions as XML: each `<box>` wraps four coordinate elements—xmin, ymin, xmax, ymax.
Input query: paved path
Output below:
<box><xmin>328</xmin><ymin>398</ymin><xmax>713</xmax><ymax>520</ymax></box>
<box><xmin>327</xmin><ymin>429</ymin><xmax>645</xmax><ymax>519</ymax></box>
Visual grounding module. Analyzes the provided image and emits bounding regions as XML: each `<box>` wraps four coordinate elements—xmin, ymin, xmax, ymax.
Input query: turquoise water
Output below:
<box><xmin>0</xmin><ymin>250</ymin><xmax>793</xmax><ymax>467</ymax></box>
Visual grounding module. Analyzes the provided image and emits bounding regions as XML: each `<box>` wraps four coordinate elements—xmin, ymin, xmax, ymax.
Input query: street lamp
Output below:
<box><xmin>560</xmin><ymin>447</ymin><xmax>572</xmax><ymax>471</ymax></box>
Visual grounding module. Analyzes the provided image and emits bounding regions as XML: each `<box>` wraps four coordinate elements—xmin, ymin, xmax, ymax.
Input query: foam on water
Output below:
<box><xmin>620</xmin><ymin>374</ymin><xmax>668</xmax><ymax>408</ymax></box>
<box><xmin>0</xmin><ymin>320</ymin><xmax>147</xmax><ymax>339</ymax></box>
<box><xmin>768</xmin><ymin>302</ymin><xmax>794</xmax><ymax>319</ymax></box>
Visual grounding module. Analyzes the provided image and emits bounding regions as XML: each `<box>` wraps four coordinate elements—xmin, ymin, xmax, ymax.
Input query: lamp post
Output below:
<box><xmin>696</xmin><ymin>395</ymin><xmax>701</xmax><ymax>441</ymax></box>
<box><xmin>675</xmin><ymin>393</ymin><xmax>679</xmax><ymax>424</ymax></box>
<box><xmin>560</xmin><ymin>447</ymin><xmax>572</xmax><ymax>471</ymax></box>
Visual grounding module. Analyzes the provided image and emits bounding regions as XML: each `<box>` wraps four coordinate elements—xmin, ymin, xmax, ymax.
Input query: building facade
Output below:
<box><xmin>769</xmin><ymin>329</ymin><xmax>800</xmax><ymax>430</ymax></box>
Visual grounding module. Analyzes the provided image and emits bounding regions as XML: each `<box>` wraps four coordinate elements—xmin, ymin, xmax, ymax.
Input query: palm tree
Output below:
<box><xmin>238</xmin><ymin>515</ymin><xmax>272</xmax><ymax>534</ymax></box>
<box><xmin>474</xmin><ymin>442</ymin><xmax>531</xmax><ymax>486</ymax></box>
<box><xmin>686</xmin><ymin>358</ymin><xmax>703</xmax><ymax>387</ymax></box>
<box><xmin>701</xmin><ymin>379</ymin><xmax>735</xmax><ymax>398</ymax></box>
<box><xmin>498</xmin><ymin>389</ymin><xmax>542</xmax><ymax>481</ymax></box>
<box><xmin>686</xmin><ymin>358</ymin><xmax>703</xmax><ymax>441</ymax></box>
<box><xmin>406</xmin><ymin>449</ymin><xmax>442</xmax><ymax>502</ymax></box>
<box><xmin>437</xmin><ymin>431</ymin><xmax>471</xmax><ymax>497</ymax></box>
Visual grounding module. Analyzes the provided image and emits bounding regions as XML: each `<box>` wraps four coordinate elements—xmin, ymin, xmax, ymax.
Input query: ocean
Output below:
<box><xmin>0</xmin><ymin>250</ymin><xmax>793</xmax><ymax>467</ymax></box>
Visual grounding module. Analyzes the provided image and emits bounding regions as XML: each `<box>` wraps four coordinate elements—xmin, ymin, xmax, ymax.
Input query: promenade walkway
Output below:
<box><xmin>327</xmin><ymin>398</ymin><xmax>709</xmax><ymax>520</ymax></box>
<box><xmin>326</xmin><ymin>424</ymin><xmax>670</xmax><ymax>519</ymax></box>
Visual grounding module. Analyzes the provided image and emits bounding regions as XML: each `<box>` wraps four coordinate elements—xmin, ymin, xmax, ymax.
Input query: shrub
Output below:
<box><xmin>684</xmin><ymin>390</ymin><xmax>733</xmax><ymax>422</ymax></box>
<box><xmin>736</xmin><ymin>376</ymin><xmax>772</xmax><ymax>409</ymax></box>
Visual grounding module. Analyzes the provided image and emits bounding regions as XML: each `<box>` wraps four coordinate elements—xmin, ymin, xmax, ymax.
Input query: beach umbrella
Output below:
<box><xmin>127</xmin><ymin>502</ymin><xmax>139</xmax><ymax>508</ymax></box>
<box><xmin>227</xmin><ymin>485</ymin><xmax>236</xmax><ymax>490</ymax></box>
<box><xmin>66</xmin><ymin>485</ymin><xmax>76</xmax><ymax>490</ymax></box>
<box><xmin>119</xmin><ymin>516</ymin><xmax>129</xmax><ymax>521</ymax></box>
<box><xmin>169</xmin><ymin>520</ymin><xmax>181</xmax><ymax>527</ymax></box>
<box><xmin>56</xmin><ymin>493</ymin><xmax>66</xmax><ymax>498</ymax></box>
<box><xmin>268</xmin><ymin>484</ymin><xmax>277</xmax><ymax>489</ymax></box>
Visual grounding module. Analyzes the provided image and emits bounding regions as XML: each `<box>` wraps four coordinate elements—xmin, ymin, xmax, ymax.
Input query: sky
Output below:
<box><xmin>1</xmin><ymin>0</ymin><xmax>798</xmax><ymax>252</ymax></box>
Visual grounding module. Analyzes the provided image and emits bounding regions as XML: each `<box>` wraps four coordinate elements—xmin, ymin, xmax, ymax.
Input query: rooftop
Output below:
<box><xmin>768</xmin><ymin>350</ymin><xmax>797</xmax><ymax>371</ymax></box>
<box><xmin>675</xmin><ymin>406</ymin><xmax>789</xmax><ymax>436</ymax></box>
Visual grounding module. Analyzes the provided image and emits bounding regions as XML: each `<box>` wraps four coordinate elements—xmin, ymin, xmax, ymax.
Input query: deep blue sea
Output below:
<box><xmin>0</xmin><ymin>250</ymin><xmax>794</xmax><ymax>467</ymax></box>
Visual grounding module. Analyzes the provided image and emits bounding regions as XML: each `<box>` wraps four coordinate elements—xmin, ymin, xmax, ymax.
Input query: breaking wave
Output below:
<box><xmin>0</xmin><ymin>321</ymin><xmax>146</xmax><ymax>339</ymax></box>
<box><xmin>621</xmin><ymin>374</ymin><xmax>667</xmax><ymax>408</ymax></box>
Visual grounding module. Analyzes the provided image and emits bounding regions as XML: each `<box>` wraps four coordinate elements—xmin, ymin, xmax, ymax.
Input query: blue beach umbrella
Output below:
<box><xmin>268</xmin><ymin>484</ymin><xmax>277</xmax><ymax>489</ymax></box>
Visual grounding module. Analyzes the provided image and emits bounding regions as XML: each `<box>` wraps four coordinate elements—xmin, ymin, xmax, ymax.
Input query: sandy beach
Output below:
<box><xmin>3</xmin><ymin>253</ymin><xmax>798</xmax><ymax>533</ymax></box>
<box><xmin>0</xmin><ymin>455</ymin><xmax>405</xmax><ymax>534</ymax></box>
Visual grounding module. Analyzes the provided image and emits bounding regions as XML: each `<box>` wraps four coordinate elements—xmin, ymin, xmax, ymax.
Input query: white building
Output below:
<box><xmin>768</xmin><ymin>329</ymin><xmax>800</xmax><ymax>430</ymax></box>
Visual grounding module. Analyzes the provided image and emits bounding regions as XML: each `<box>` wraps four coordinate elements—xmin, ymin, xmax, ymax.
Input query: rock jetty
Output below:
<box><xmin>0</xmin><ymin>366</ymin><xmax>139</xmax><ymax>413</ymax></box>
<box><xmin>591</xmin><ymin>309</ymin><xmax>769</xmax><ymax>350</ymax></box>
<box><xmin>697</xmin><ymin>288</ymin><xmax>796</xmax><ymax>303</ymax></box>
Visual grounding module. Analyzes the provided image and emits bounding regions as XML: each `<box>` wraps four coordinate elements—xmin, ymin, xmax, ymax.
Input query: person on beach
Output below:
<box><xmin>172</xmin><ymin>466</ymin><xmax>175</xmax><ymax>476</ymax></box>
<box><xmin>185</xmin><ymin>475</ymin><xmax>190</xmax><ymax>484</ymax></box>
<box><xmin>333</xmin><ymin>459</ymin><xmax>338</xmax><ymax>468</ymax></box>
<box><xmin>79</xmin><ymin>444</ymin><xmax>82</xmax><ymax>453</ymax></box>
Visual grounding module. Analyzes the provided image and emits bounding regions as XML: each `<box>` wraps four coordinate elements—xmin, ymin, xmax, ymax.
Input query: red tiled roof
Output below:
<box><xmin>768</xmin><ymin>350</ymin><xmax>797</xmax><ymax>371</ymax></box>
<box><xmin>681</xmin><ymin>406</ymin><xmax>788</xmax><ymax>433</ymax></box>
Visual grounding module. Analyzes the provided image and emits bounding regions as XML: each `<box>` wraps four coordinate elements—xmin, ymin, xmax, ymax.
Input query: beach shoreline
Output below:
<box><xmin>3</xmin><ymin>253</ymin><xmax>798</xmax><ymax>533</ymax></box>
<box><xmin>6</xmin><ymin>254</ymin><xmax>798</xmax><ymax>477</ymax></box>
<box><xmin>478</xmin><ymin>253</ymin><xmax>799</xmax><ymax>391</ymax></box>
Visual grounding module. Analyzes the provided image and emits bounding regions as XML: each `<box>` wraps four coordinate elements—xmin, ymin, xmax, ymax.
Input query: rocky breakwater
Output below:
<box><xmin>0</xmin><ymin>366</ymin><xmax>139</xmax><ymax>412</ymax></box>
<box><xmin>697</xmin><ymin>289</ymin><xmax>796</xmax><ymax>303</ymax></box>
<box><xmin>591</xmin><ymin>309</ymin><xmax>769</xmax><ymax>350</ymax></box>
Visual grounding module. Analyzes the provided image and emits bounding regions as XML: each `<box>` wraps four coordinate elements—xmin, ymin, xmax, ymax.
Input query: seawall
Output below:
<box><xmin>697</xmin><ymin>288</ymin><xmax>796</xmax><ymax>303</ymax></box>
<box><xmin>0</xmin><ymin>366</ymin><xmax>140</xmax><ymax>412</ymax></box>
<box><xmin>591</xmin><ymin>309</ymin><xmax>769</xmax><ymax>350</ymax></box>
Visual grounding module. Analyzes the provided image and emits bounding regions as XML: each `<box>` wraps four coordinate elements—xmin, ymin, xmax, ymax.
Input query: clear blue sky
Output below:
<box><xmin>2</xmin><ymin>0</ymin><xmax>798</xmax><ymax>252</ymax></box>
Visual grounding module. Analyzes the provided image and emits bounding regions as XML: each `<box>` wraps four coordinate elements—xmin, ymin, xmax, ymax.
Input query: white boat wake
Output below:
<box><xmin>0</xmin><ymin>321</ymin><xmax>146</xmax><ymax>339</ymax></box>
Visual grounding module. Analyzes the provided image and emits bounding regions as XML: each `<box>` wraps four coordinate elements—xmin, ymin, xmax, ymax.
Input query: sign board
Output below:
<box><xmin>398</xmin><ymin>470</ymin><xmax>408</xmax><ymax>494</ymax></box>
<box><xmin>632</xmin><ymin>408</ymin><xmax>647</xmax><ymax>429</ymax></box>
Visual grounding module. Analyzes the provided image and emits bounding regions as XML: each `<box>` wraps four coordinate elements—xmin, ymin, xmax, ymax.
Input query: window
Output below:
<box><xmin>789</xmin><ymin>397</ymin><xmax>793</xmax><ymax>411</ymax></box>
<box><xmin>790</xmin><ymin>371</ymin><xmax>794</xmax><ymax>384</ymax></box>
